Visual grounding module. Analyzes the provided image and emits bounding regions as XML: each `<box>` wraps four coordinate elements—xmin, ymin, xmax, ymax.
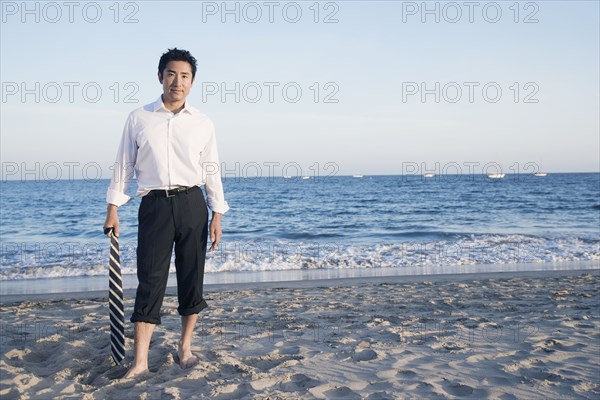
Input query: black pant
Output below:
<box><xmin>131</xmin><ymin>187</ymin><xmax>209</xmax><ymax>325</ymax></box>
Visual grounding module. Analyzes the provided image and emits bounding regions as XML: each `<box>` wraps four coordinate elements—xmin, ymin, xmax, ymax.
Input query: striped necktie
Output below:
<box><xmin>107</xmin><ymin>229</ymin><xmax>125</xmax><ymax>364</ymax></box>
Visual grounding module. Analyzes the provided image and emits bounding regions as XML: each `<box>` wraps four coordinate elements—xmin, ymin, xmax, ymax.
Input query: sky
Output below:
<box><xmin>1</xmin><ymin>0</ymin><xmax>599</xmax><ymax>180</ymax></box>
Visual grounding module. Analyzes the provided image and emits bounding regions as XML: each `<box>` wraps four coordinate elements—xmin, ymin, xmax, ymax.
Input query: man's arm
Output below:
<box><xmin>103</xmin><ymin>204</ymin><xmax>120</xmax><ymax>237</ymax></box>
<box><xmin>104</xmin><ymin>114</ymin><xmax>137</xmax><ymax>237</ymax></box>
<box><xmin>209</xmin><ymin>211</ymin><xmax>222</xmax><ymax>251</ymax></box>
<box><xmin>203</xmin><ymin>122</ymin><xmax>229</xmax><ymax>251</ymax></box>
<box><xmin>203</xmin><ymin>125</ymin><xmax>229</xmax><ymax>215</ymax></box>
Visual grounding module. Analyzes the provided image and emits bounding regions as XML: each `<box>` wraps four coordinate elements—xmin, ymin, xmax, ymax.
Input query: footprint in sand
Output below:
<box><xmin>526</xmin><ymin>369</ymin><xmax>562</xmax><ymax>382</ymax></box>
<box><xmin>407</xmin><ymin>380</ymin><xmax>439</xmax><ymax>397</ymax></box>
<box><xmin>312</xmin><ymin>385</ymin><xmax>362</xmax><ymax>400</ymax></box>
<box><xmin>243</xmin><ymin>354</ymin><xmax>303</xmax><ymax>372</ymax></box>
<box><xmin>199</xmin><ymin>349</ymin><xmax>219</xmax><ymax>362</ymax></box>
<box><xmin>441</xmin><ymin>342</ymin><xmax>465</xmax><ymax>352</ymax></box>
<box><xmin>279</xmin><ymin>373</ymin><xmax>321</xmax><ymax>392</ymax></box>
<box><xmin>84</xmin><ymin>364</ymin><xmax>127</xmax><ymax>386</ymax></box>
<box><xmin>205</xmin><ymin>363</ymin><xmax>247</xmax><ymax>381</ymax></box>
<box><xmin>497</xmin><ymin>393</ymin><xmax>518</xmax><ymax>400</ymax></box>
<box><xmin>211</xmin><ymin>382</ymin><xmax>252</xmax><ymax>400</ymax></box>
<box><xmin>249</xmin><ymin>375</ymin><xmax>280</xmax><ymax>391</ymax></box>
<box><xmin>442</xmin><ymin>381</ymin><xmax>474</xmax><ymax>397</ymax></box>
<box><xmin>482</xmin><ymin>376</ymin><xmax>512</xmax><ymax>386</ymax></box>
<box><xmin>396</xmin><ymin>369</ymin><xmax>418</xmax><ymax>379</ymax></box>
<box><xmin>275</xmin><ymin>344</ymin><xmax>300</xmax><ymax>355</ymax></box>
<box><xmin>354</xmin><ymin>348</ymin><xmax>378</xmax><ymax>362</ymax></box>
<box><xmin>365</xmin><ymin>391</ymin><xmax>395</xmax><ymax>400</ymax></box>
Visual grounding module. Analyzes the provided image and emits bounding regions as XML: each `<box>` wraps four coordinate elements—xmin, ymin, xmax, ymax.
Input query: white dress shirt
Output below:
<box><xmin>106</xmin><ymin>96</ymin><xmax>229</xmax><ymax>214</ymax></box>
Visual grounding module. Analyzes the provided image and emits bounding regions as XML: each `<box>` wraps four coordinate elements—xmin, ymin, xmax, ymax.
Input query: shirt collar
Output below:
<box><xmin>153</xmin><ymin>95</ymin><xmax>197</xmax><ymax>115</ymax></box>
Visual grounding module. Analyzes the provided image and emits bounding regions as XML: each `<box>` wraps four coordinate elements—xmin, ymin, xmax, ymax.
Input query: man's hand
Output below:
<box><xmin>209</xmin><ymin>212</ymin><xmax>222</xmax><ymax>251</ymax></box>
<box><xmin>103</xmin><ymin>204</ymin><xmax>120</xmax><ymax>237</ymax></box>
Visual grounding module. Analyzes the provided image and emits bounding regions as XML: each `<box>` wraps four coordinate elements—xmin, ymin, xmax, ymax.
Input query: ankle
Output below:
<box><xmin>131</xmin><ymin>359</ymin><xmax>148</xmax><ymax>370</ymax></box>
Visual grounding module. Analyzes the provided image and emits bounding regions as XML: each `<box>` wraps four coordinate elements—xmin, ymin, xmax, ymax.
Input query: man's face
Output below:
<box><xmin>159</xmin><ymin>60</ymin><xmax>194</xmax><ymax>104</ymax></box>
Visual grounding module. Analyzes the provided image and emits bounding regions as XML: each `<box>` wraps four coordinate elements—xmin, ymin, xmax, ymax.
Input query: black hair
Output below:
<box><xmin>158</xmin><ymin>48</ymin><xmax>197</xmax><ymax>79</ymax></box>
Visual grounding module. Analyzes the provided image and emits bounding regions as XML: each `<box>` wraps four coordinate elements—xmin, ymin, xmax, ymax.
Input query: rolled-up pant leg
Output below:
<box><xmin>131</xmin><ymin>195</ymin><xmax>175</xmax><ymax>325</ymax></box>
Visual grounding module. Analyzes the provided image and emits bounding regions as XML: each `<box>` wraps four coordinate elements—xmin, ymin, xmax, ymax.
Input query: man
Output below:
<box><xmin>103</xmin><ymin>48</ymin><xmax>229</xmax><ymax>379</ymax></box>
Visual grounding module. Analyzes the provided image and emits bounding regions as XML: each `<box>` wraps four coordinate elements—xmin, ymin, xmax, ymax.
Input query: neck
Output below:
<box><xmin>161</xmin><ymin>95</ymin><xmax>185</xmax><ymax>114</ymax></box>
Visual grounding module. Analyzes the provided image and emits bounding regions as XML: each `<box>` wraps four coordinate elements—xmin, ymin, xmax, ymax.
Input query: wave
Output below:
<box><xmin>1</xmin><ymin>234</ymin><xmax>598</xmax><ymax>280</ymax></box>
<box><xmin>374</xmin><ymin>230</ymin><xmax>464</xmax><ymax>240</ymax></box>
<box><xmin>278</xmin><ymin>232</ymin><xmax>344</xmax><ymax>240</ymax></box>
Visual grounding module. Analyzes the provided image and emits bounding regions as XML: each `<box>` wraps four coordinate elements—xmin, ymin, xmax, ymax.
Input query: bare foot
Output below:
<box><xmin>180</xmin><ymin>352</ymin><xmax>200</xmax><ymax>369</ymax></box>
<box><xmin>122</xmin><ymin>364</ymin><xmax>149</xmax><ymax>379</ymax></box>
<box><xmin>177</xmin><ymin>344</ymin><xmax>200</xmax><ymax>369</ymax></box>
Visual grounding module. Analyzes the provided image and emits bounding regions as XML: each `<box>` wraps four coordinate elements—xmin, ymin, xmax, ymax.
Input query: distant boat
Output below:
<box><xmin>487</xmin><ymin>173</ymin><xmax>505</xmax><ymax>179</ymax></box>
<box><xmin>352</xmin><ymin>174</ymin><xmax>364</xmax><ymax>178</ymax></box>
<box><xmin>423</xmin><ymin>173</ymin><xmax>435</xmax><ymax>178</ymax></box>
<box><xmin>301</xmin><ymin>176</ymin><xmax>310</xmax><ymax>180</ymax></box>
<box><xmin>283</xmin><ymin>175</ymin><xmax>292</xmax><ymax>179</ymax></box>
<box><xmin>533</xmin><ymin>172</ymin><xmax>548</xmax><ymax>177</ymax></box>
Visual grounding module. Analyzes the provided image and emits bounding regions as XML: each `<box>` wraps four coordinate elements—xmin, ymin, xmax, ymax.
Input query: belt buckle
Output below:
<box><xmin>165</xmin><ymin>189</ymin><xmax>175</xmax><ymax>198</ymax></box>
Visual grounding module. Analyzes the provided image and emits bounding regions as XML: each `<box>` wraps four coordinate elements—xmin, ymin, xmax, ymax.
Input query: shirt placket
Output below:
<box><xmin>167</xmin><ymin>115</ymin><xmax>173</xmax><ymax>188</ymax></box>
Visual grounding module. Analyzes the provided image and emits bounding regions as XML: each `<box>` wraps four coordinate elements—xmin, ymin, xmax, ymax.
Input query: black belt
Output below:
<box><xmin>147</xmin><ymin>186</ymin><xmax>199</xmax><ymax>198</ymax></box>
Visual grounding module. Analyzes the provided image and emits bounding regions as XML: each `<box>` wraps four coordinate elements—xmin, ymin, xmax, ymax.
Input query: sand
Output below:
<box><xmin>1</xmin><ymin>269</ymin><xmax>599</xmax><ymax>399</ymax></box>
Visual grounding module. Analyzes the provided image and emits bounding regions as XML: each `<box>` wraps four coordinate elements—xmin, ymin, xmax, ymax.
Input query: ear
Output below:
<box><xmin>158</xmin><ymin>71</ymin><xmax>163</xmax><ymax>84</ymax></box>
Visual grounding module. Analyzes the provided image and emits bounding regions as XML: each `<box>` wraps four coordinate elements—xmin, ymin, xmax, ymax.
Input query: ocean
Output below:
<box><xmin>1</xmin><ymin>173</ymin><xmax>599</xmax><ymax>282</ymax></box>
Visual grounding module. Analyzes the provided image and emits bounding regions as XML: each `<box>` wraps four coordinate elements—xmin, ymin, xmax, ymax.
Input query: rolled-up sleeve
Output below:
<box><xmin>106</xmin><ymin>114</ymin><xmax>137</xmax><ymax>207</ymax></box>
<box><xmin>202</xmin><ymin>123</ymin><xmax>229</xmax><ymax>214</ymax></box>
